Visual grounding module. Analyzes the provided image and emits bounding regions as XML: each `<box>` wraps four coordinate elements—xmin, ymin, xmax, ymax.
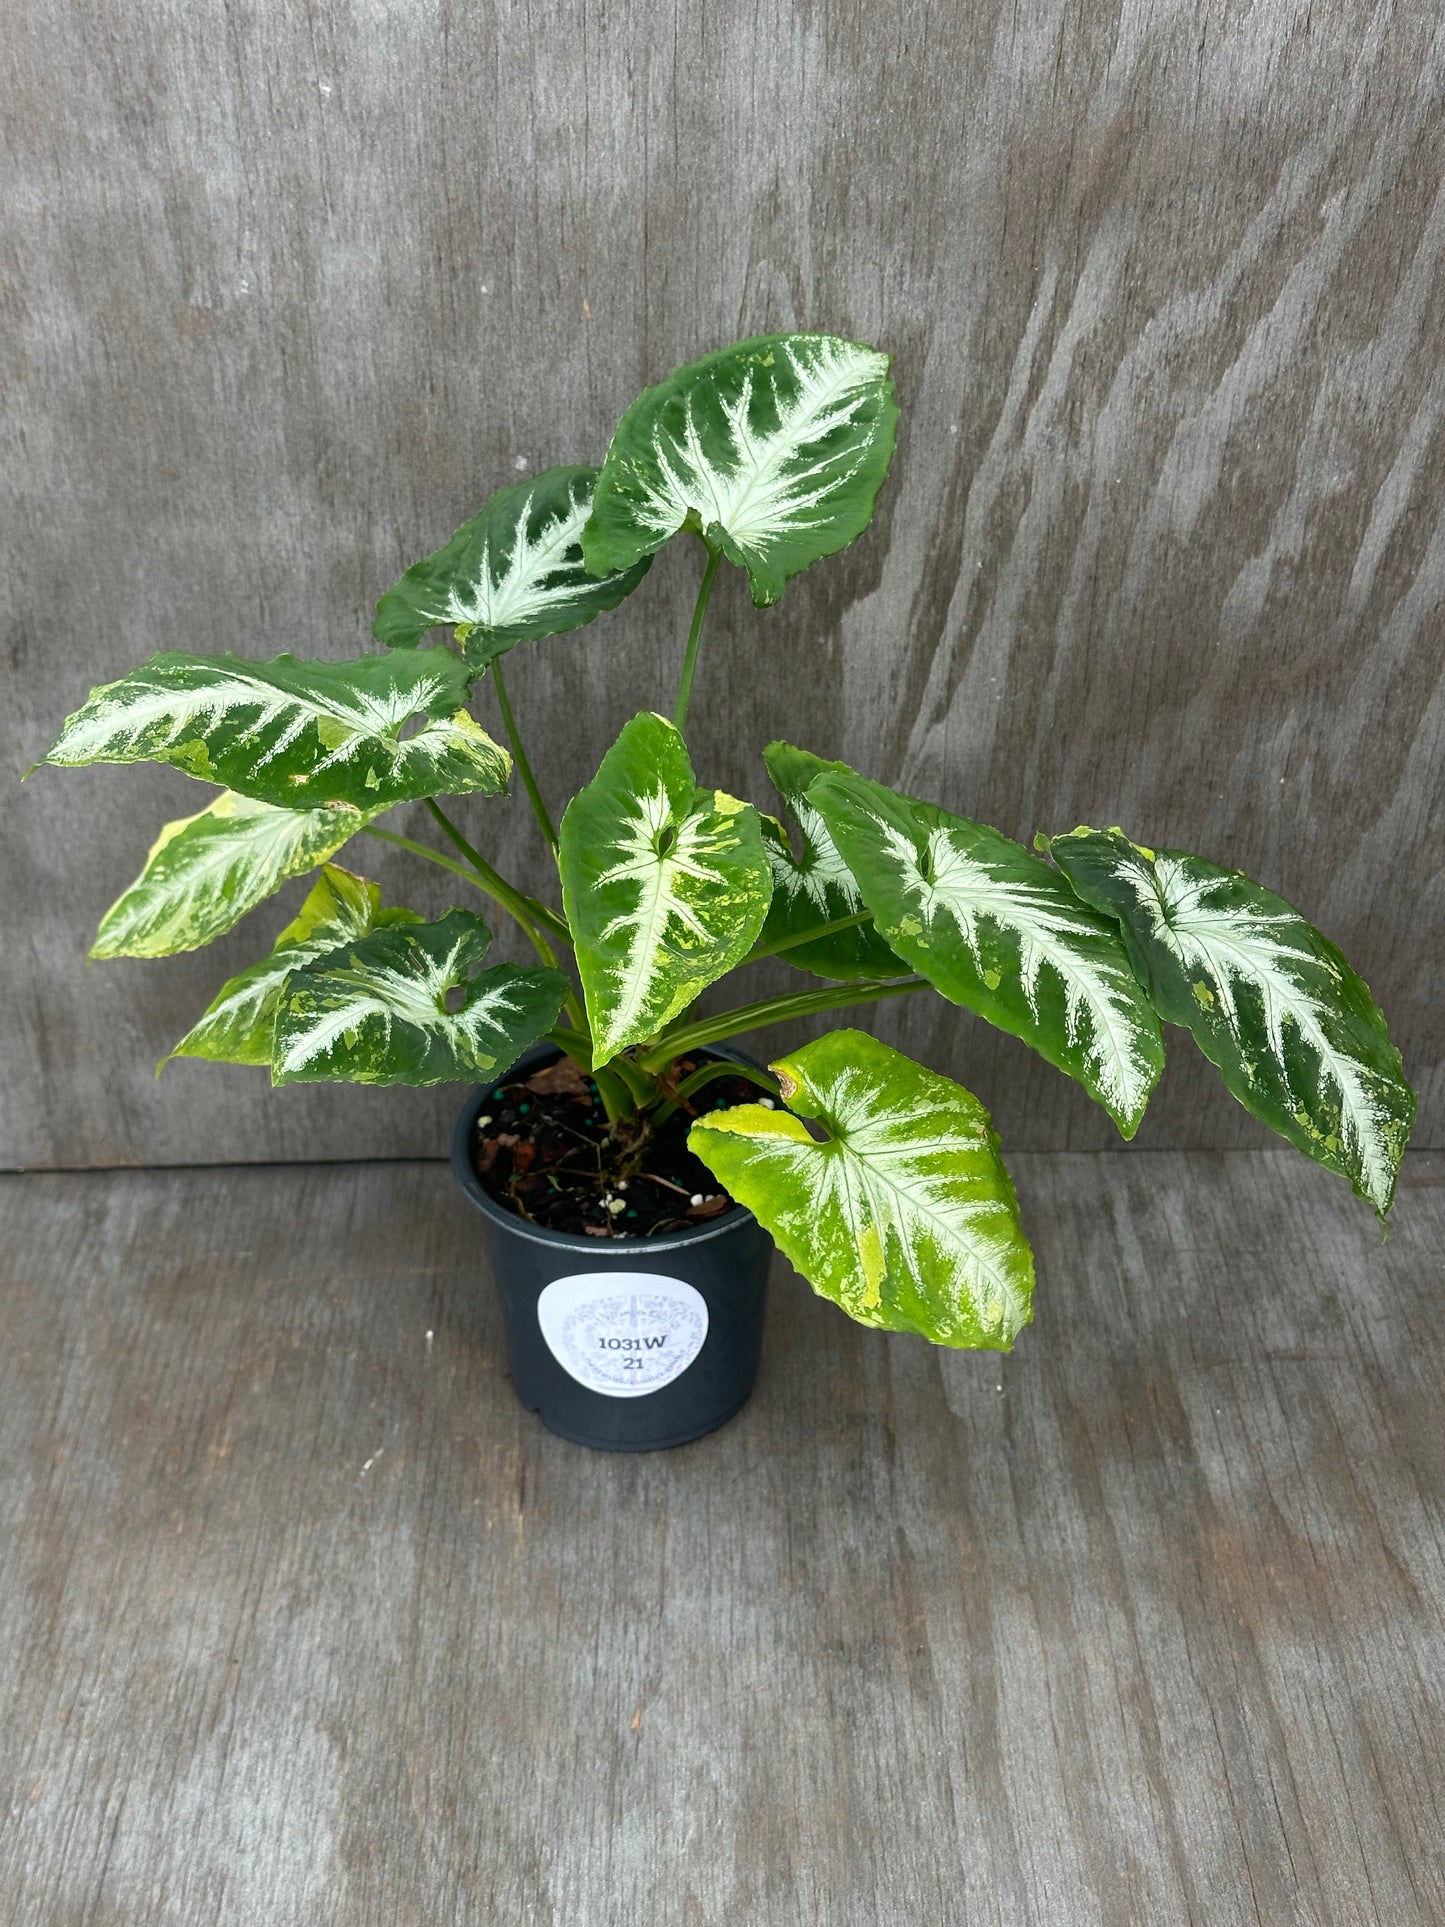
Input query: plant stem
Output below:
<box><xmin>607</xmin><ymin>1053</ymin><xmax>659</xmax><ymax>1108</ymax></box>
<box><xmin>423</xmin><ymin>800</ymin><xmax>541</xmax><ymax>931</ymax></box>
<box><xmin>678</xmin><ymin>1057</ymin><xmax>782</xmax><ymax>1102</ymax></box>
<box><xmin>650</xmin><ymin>1057</ymin><xmax>781</xmax><ymax>1128</ymax></box>
<box><xmin>491</xmin><ymin>661</ymin><xmax>558</xmax><ymax>854</ymax></box>
<box><xmin>362</xmin><ymin>825</ymin><xmax>507</xmax><ymax>901</ymax></box>
<box><xmin>547</xmin><ymin>1025</ymin><xmax>595</xmax><ymax>1067</ymax></box>
<box><xmin>745</xmin><ymin>909</ymin><xmax>873</xmax><ymax>963</ymax></box>
<box><xmin>366</xmin><ymin>814</ymin><xmax>586</xmax><ymax>1034</ymax></box>
<box><xmin>421</xmin><ymin>800</ymin><xmax>569</xmax><ymax>966</ymax></box>
<box><xmin>591</xmin><ymin>1066</ymin><xmax>634</xmax><ymax>1124</ymax></box>
<box><xmin>637</xmin><ymin>977</ymin><xmax>927</xmax><ymax>1070</ymax></box>
<box><xmin>542</xmin><ymin>1030</ymin><xmax>634</xmax><ymax>1121</ymax></box>
<box><xmin>519</xmin><ymin>896</ymin><xmax>574</xmax><ymax>949</ymax></box>
<box><xmin>674</xmin><ymin>543</ymin><xmax>723</xmax><ymax>733</ymax></box>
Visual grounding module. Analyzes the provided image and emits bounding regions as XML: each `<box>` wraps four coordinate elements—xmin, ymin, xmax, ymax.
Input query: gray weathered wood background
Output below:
<box><xmin>5</xmin><ymin>0</ymin><xmax>1442</xmax><ymax>1169</ymax></box>
<box><xmin>4</xmin><ymin>1152</ymin><xmax>1443</xmax><ymax>1925</ymax></box>
<box><xmin>2</xmin><ymin>1156</ymin><xmax>1445</xmax><ymax>1927</ymax></box>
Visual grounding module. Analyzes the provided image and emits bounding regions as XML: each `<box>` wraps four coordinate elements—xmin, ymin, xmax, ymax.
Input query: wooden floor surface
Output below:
<box><xmin>2</xmin><ymin>1152</ymin><xmax>1442</xmax><ymax>1926</ymax></box>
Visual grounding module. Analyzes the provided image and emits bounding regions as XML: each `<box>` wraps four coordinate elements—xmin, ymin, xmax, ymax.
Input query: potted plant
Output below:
<box><xmin>33</xmin><ymin>333</ymin><xmax>1417</xmax><ymax>1450</ymax></box>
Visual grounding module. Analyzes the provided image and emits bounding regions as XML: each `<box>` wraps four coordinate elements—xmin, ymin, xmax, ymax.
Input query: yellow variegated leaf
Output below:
<box><xmin>691</xmin><ymin>1029</ymin><xmax>1034</xmax><ymax>1350</ymax></box>
<box><xmin>166</xmin><ymin>865</ymin><xmax>412</xmax><ymax>1068</ymax></box>
<box><xmin>92</xmin><ymin>792</ymin><xmax>368</xmax><ymax>960</ymax></box>
<box><xmin>40</xmin><ymin>648</ymin><xmax>508</xmax><ymax>810</ymax></box>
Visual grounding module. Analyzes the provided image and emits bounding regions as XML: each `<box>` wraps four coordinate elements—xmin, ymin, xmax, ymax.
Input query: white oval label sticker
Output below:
<box><xmin>535</xmin><ymin>1272</ymin><xmax>709</xmax><ymax>1398</ymax></box>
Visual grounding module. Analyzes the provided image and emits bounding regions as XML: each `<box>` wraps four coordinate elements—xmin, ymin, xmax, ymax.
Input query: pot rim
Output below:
<box><xmin>450</xmin><ymin>1041</ymin><xmax>765</xmax><ymax>1256</ymax></box>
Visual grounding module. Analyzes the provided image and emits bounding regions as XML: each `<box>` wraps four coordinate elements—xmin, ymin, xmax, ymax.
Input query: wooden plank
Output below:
<box><xmin>2</xmin><ymin>1151</ymin><xmax>1441</xmax><ymax>1923</ymax></box>
<box><xmin>3</xmin><ymin>0</ymin><xmax>1441</xmax><ymax>1167</ymax></box>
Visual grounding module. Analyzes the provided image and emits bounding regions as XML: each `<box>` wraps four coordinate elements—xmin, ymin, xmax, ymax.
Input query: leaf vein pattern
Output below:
<box><xmin>55</xmin><ymin>668</ymin><xmax>459</xmax><ymax>772</ymax></box>
<box><xmin>593</xmin><ymin>785</ymin><xmax>733</xmax><ymax>1046</ymax></box>
<box><xmin>453</xmin><ymin>481</ymin><xmax>595</xmax><ymax>630</ymax></box>
<box><xmin>636</xmin><ymin>339</ymin><xmax>890</xmax><ymax>556</ymax></box>
<box><xmin>877</xmin><ymin>819</ymin><xmax>1151</xmax><ymax>1114</ymax></box>
<box><xmin>1138</xmin><ymin>856</ymin><xmax>1397</xmax><ymax>1205</ymax></box>
<box><xmin>827</xmin><ymin>1067</ymin><xmax>1028</xmax><ymax>1330</ymax></box>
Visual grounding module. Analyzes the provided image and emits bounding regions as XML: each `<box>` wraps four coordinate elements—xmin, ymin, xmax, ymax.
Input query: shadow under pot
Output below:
<box><xmin>451</xmin><ymin>1043</ymin><xmax>774</xmax><ymax>1451</ymax></box>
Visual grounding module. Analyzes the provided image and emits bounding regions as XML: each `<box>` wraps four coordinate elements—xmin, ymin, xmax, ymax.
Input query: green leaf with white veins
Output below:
<box><xmin>91</xmin><ymin>791</ymin><xmax>369</xmax><ymax>960</ymax></box>
<box><xmin>167</xmin><ymin>865</ymin><xmax>419</xmax><ymax>1068</ymax></box>
<box><xmin>38</xmin><ymin>648</ymin><xmax>509</xmax><ymax>810</ymax></box>
<box><xmin>1048</xmin><ymin>828</ymin><xmax>1417</xmax><ymax>1215</ymax></box>
<box><xmin>272</xmin><ymin>908</ymin><xmax>568</xmax><ymax>1087</ymax></box>
<box><xmin>582</xmin><ymin>333</ymin><xmax>898</xmax><ymax>607</ymax></box>
<box><xmin>559</xmin><ymin>712</ymin><xmax>773</xmax><ymax>1063</ymax></box>
<box><xmin>372</xmin><ymin>466</ymin><xmax>652</xmax><ymax>667</ymax></box>
<box><xmin>691</xmin><ymin>1030</ymin><xmax>1034</xmax><ymax>1350</ymax></box>
<box><xmin>759</xmin><ymin>742</ymin><xmax>910</xmax><ymax>981</ymax></box>
<box><xmin>809</xmin><ymin>775</ymin><xmax>1164</xmax><ymax>1136</ymax></box>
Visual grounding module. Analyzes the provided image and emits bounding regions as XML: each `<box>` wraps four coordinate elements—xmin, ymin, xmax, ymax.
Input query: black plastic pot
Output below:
<box><xmin>451</xmin><ymin>1043</ymin><xmax>774</xmax><ymax>1451</ymax></box>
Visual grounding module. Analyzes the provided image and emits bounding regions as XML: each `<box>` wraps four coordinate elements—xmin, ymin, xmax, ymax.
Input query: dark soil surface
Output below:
<box><xmin>470</xmin><ymin>1054</ymin><xmax>766</xmax><ymax>1238</ymax></box>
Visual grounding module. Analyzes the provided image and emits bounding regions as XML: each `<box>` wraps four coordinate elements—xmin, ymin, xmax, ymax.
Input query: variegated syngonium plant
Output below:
<box><xmin>35</xmin><ymin>331</ymin><xmax>1417</xmax><ymax>1355</ymax></box>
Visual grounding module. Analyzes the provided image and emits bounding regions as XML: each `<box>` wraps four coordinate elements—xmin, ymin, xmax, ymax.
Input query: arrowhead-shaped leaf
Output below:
<box><xmin>808</xmin><ymin>775</ymin><xmax>1164</xmax><ymax>1136</ymax></box>
<box><xmin>272</xmin><ymin>908</ymin><xmax>568</xmax><ymax>1086</ymax></box>
<box><xmin>1048</xmin><ymin>827</ymin><xmax>1416</xmax><ymax>1215</ymax></box>
<box><xmin>167</xmin><ymin>865</ymin><xmax>418</xmax><ymax>1067</ymax></box>
<box><xmin>372</xmin><ymin>466</ymin><xmax>652</xmax><ymax>668</ymax></box>
<box><xmin>39</xmin><ymin>648</ymin><xmax>509</xmax><ymax>810</ymax></box>
<box><xmin>558</xmin><ymin>712</ymin><xmax>773</xmax><ymax>1063</ymax></box>
<box><xmin>91</xmin><ymin>791</ymin><xmax>369</xmax><ymax>960</ymax></box>
<box><xmin>691</xmin><ymin>1030</ymin><xmax>1034</xmax><ymax>1350</ymax></box>
<box><xmin>759</xmin><ymin>742</ymin><xmax>911</xmax><ymax>982</ymax></box>
<box><xmin>582</xmin><ymin>333</ymin><xmax>898</xmax><ymax>607</ymax></box>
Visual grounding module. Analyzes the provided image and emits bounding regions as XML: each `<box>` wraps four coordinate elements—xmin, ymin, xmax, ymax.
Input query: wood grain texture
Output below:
<box><xmin>2</xmin><ymin>1151</ymin><xmax>1442</xmax><ymax>1923</ymax></box>
<box><xmin>3</xmin><ymin>0</ymin><xmax>1442</xmax><ymax>1166</ymax></box>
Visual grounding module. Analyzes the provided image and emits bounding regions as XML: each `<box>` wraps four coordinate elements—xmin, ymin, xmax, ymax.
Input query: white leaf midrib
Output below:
<box><xmin>590</xmin><ymin>786</ymin><xmax>739</xmax><ymax>1051</ymax></box>
<box><xmin>451</xmin><ymin>483</ymin><xmax>595</xmax><ymax>630</ymax></box>
<box><xmin>736</xmin><ymin>1063</ymin><xmax>1028</xmax><ymax>1337</ymax></box>
<box><xmin>102</xmin><ymin>805</ymin><xmax>346</xmax><ymax>947</ymax></box>
<box><xmin>714</xmin><ymin>346</ymin><xmax>882</xmax><ymax>545</ymax></box>
<box><xmin>1145</xmin><ymin>856</ymin><xmax>1396</xmax><ymax>1205</ymax></box>
<box><xmin>56</xmin><ymin>664</ymin><xmax>473</xmax><ymax>781</ymax></box>
<box><xmin>636</xmin><ymin>340</ymin><xmax>885</xmax><ymax>555</ymax></box>
<box><xmin>847</xmin><ymin>1148</ymin><xmax>1024</xmax><ymax>1337</ymax></box>
<box><xmin>278</xmin><ymin>942</ymin><xmax>532</xmax><ymax>1076</ymax></box>
<box><xmin>878</xmin><ymin>819</ymin><xmax>1153</xmax><ymax>1114</ymax></box>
